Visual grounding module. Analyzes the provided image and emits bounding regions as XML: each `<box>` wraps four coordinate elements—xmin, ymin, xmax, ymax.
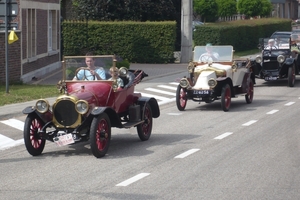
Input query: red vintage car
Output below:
<box><xmin>22</xmin><ymin>55</ymin><xmax>160</xmax><ymax>158</ymax></box>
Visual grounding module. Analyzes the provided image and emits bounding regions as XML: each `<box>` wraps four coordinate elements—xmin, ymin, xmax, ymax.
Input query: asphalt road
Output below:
<box><xmin>1</xmin><ymin>69</ymin><xmax>300</xmax><ymax>199</ymax></box>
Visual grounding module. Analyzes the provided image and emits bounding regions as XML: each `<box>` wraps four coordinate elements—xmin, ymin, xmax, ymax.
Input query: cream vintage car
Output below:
<box><xmin>176</xmin><ymin>45</ymin><xmax>255</xmax><ymax>112</ymax></box>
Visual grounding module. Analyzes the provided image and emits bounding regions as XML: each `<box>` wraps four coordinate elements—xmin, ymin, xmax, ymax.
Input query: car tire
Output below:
<box><xmin>288</xmin><ymin>64</ymin><xmax>295</xmax><ymax>87</ymax></box>
<box><xmin>24</xmin><ymin>114</ymin><xmax>46</xmax><ymax>156</ymax></box>
<box><xmin>90</xmin><ymin>113</ymin><xmax>111</xmax><ymax>158</ymax></box>
<box><xmin>176</xmin><ymin>85</ymin><xmax>187</xmax><ymax>111</ymax></box>
<box><xmin>245</xmin><ymin>79</ymin><xmax>254</xmax><ymax>104</ymax></box>
<box><xmin>137</xmin><ymin>103</ymin><xmax>153</xmax><ymax>141</ymax></box>
<box><xmin>221</xmin><ymin>84</ymin><xmax>231</xmax><ymax>112</ymax></box>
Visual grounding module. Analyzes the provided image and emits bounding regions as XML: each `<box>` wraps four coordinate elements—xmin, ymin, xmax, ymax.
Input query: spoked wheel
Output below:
<box><xmin>245</xmin><ymin>79</ymin><xmax>254</xmax><ymax>104</ymax></box>
<box><xmin>24</xmin><ymin>114</ymin><xmax>46</xmax><ymax>156</ymax></box>
<box><xmin>221</xmin><ymin>84</ymin><xmax>231</xmax><ymax>112</ymax></box>
<box><xmin>90</xmin><ymin>113</ymin><xmax>111</xmax><ymax>158</ymax></box>
<box><xmin>288</xmin><ymin>64</ymin><xmax>295</xmax><ymax>87</ymax></box>
<box><xmin>176</xmin><ymin>85</ymin><xmax>187</xmax><ymax>111</ymax></box>
<box><xmin>137</xmin><ymin>103</ymin><xmax>153</xmax><ymax>141</ymax></box>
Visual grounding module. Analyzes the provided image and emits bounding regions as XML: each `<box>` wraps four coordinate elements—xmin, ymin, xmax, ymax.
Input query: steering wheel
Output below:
<box><xmin>199</xmin><ymin>54</ymin><xmax>212</xmax><ymax>62</ymax></box>
<box><xmin>74</xmin><ymin>67</ymin><xmax>95</xmax><ymax>80</ymax></box>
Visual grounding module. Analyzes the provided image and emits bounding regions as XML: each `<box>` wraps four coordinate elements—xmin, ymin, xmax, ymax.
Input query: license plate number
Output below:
<box><xmin>265</xmin><ymin>77</ymin><xmax>277</xmax><ymax>81</ymax></box>
<box><xmin>54</xmin><ymin>133</ymin><xmax>75</xmax><ymax>146</ymax></box>
<box><xmin>193</xmin><ymin>90</ymin><xmax>210</xmax><ymax>95</ymax></box>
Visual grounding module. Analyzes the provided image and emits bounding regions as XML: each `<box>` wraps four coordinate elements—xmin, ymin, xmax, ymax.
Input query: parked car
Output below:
<box><xmin>22</xmin><ymin>55</ymin><xmax>160</xmax><ymax>158</ymax></box>
<box><xmin>253</xmin><ymin>37</ymin><xmax>300</xmax><ymax>87</ymax></box>
<box><xmin>176</xmin><ymin>45</ymin><xmax>255</xmax><ymax>112</ymax></box>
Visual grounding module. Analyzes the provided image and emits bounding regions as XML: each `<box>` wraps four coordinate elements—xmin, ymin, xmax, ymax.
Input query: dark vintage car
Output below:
<box><xmin>252</xmin><ymin>37</ymin><xmax>300</xmax><ymax>87</ymax></box>
<box><xmin>176</xmin><ymin>45</ymin><xmax>255</xmax><ymax>112</ymax></box>
<box><xmin>22</xmin><ymin>55</ymin><xmax>160</xmax><ymax>158</ymax></box>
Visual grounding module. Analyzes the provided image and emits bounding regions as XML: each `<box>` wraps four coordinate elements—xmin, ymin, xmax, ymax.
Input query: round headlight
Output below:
<box><xmin>75</xmin><ymin>100</ymin><xmax>89</xmax><ymax>115</ymax></box>
<box><xmin>119</xmin><ymin>67</ymin><xmax>128</xmax><ymax>77</ymax></box>
<box><xmin>277</xmin><ymin>55</ymin><xmax>285</xmax><ymax>63</ymax></box>
<box><xmin>255</xmin><ymin>56</ymin><xmax>262</xmax><ymax>63</ymax></box>
<box><xmin>180</xmin><ymin>78</ymin><xmax>189</xmax><ymax>88</ymax></box>
<box><xmin>208</xmin><ymin>78</ymin><xmax>217</xmax><ymax>88</ymax></box>
<box><xmin>36</xmin><ymin>99</ymin><xmax>49</xmax><ymax>113</ymax></box>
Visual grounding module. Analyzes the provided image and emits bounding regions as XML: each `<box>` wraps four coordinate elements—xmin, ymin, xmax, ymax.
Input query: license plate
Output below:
<box><xmin>193</xmin><ymin>90</ymin><xmax>210</xmax><ymax>95</ymax></box>
<box><xmin>54</xmin><ymin>133</ymin><xmax>75</xmax><ymax>146</ymax></box>
<box><xmin>265</xmin><ymin>77</ymin><xmax>277</xmax><ymax>81</ymax></box>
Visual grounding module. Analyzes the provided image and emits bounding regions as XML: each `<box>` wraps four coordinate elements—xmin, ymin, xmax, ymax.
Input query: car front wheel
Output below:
<box><xmin>245</xmin><ymin>79</ymin><xmax>254</xmax><ymax>104</ymax></box>
<box><xmin>24</xmin><ymin>114</ymin><xmax>46</xmax><ymax>156</ymax></box>
<box><xmin>288</xmin><ymin>64</ymin><xmax>295</xmax><ymax>87</ymax></box>
<box><xmin>221</xmin><ymin>84</ymin><xmax>231</xmax><ymax>112</ymax></box>
<box><xmin>137</xmin><ymin>103</ymin><xmax>153</xmax><ymax>141</ymax></box>
<box><xmin>176</xmin><ymin>85</ymin><xmax>187</xmax><ymax>111</ymax></box>
<box><xmin>90</xmin><ymin>113</ymin><xmax>111</xmax><ymax>158</ymax></box>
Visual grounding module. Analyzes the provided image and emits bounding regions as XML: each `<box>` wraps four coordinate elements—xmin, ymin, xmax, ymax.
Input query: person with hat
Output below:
<box><xmin>265</xmin><ymin>39</ymin><xmax>278</xmax><ymax>50</ymax></box>
<box><xmin>199</xmin><ymin>43</ymin><xmax>220</xmax><ymax>62</ymax></box>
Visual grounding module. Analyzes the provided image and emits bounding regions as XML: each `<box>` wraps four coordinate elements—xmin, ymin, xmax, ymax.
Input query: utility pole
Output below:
<box><xmin>180</xmin><ymin>0</ymin><xmax>193</xmax><ymax>63</ymax></box>
<box><xmin>5</xmin><ymin>0</ymin><xmax>9</xmax><ymax>93</ymax></box>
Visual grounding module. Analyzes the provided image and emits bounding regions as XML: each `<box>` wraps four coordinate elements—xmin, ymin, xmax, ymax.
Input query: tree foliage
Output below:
<box><xmin>72</xmin><ymin>0</ymin><xmax>177</xmax><ymax>21</ymax></box>
<box><xmin>260</xmin><ymin>0</ymin><xmax>273</xmax><ymax>17</ymax></box>
<box><xmin>193</xmin><ymin>0</ymin><xmax>218</xmax><ymax>22</ymax></box>
<box><xmin>216</xmin><ymin>0</ymin><xmax>237</xmax><ymax>18</ymax></box>
<box><xmin>237</xmin><ymin>0</ymin><xmax>272</xmax><ymax>18</ymax></box>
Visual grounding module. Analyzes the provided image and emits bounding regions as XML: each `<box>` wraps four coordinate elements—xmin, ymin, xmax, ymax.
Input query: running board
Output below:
<box><xmin>122</xmin><ymin>120</ymin><xmax>144</xmax><ymax>128</ymax></box>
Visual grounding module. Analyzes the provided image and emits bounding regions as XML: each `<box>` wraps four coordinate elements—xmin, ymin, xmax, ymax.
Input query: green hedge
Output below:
<box><xmin>193</xmin><ymin>18</ymin><xmax>292</xmax><ymax>51</ymax></box>
<box><xmin>62</xmin><ymin>21</ymin><xmax>177</xmax><ymax>63</ymax></box>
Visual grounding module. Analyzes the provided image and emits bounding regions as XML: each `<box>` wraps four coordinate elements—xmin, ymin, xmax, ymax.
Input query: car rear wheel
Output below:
<box><xmin>176</xmin><ymin>85</ymin><xmax>187</xmax><ymax>111</ymax></box>
<box><xmin>245</xmin><ymin>79</ymin><xmax>254</xmax><ymax>104</ymax></box>
<box><xmin>137</xmin><ymin>103</ymin><xmax>153</xmax><ymax>141</ymax></box>
<box><xmin>24</xmin><ymin>114</ymin><xmax>46</xmax><ymax>156</ymax></box>
<box><xmin>221</xmin><ymin>84</ymin><xmax>231</xmax><ymax>112</ymax></box>
<box><xmin>90</xmin><ymin>113</ymin><xmax>111</xmax><ymax>158</ymax></box>
<box><xmin>288</xmin><ymin>64</ymin><xmax>295</xmax><ymax>87</ymax></box>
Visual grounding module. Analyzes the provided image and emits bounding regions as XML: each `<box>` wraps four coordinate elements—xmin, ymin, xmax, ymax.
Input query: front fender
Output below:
<box><xmin>285</xmin><ymin>58</ymin><xmax>295</xmax><ymax>66</ymax></box>
<box><xmin>138</xmin><ymin>97</ymin><xmax>160</xmax><ymax>118</ymax></box>
<box><xmin>91</xmin><ymin>106</ymin><xmax>122</xmax><ymax>128</ymax></box>
<box><xmin>23</xmin><ymin>106</ymin><xmax>53</xmax><ymax>124</ymax></box>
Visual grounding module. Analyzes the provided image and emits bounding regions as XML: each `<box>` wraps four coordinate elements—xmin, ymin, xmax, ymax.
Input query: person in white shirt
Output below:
<box><xmin>199</xmin><ymin>43</ymin><xmax>219</xmax><ymax>62</ymax></box>
<box><xmin>264</xmin><ymin>39</ymin><xmax>278</xmax><ymax>50</ymax></box>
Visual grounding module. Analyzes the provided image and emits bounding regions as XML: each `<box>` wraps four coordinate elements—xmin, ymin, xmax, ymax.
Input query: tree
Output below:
<box><xmin>217</xmin><ymin>0</ymin><xmax>237</xmax><ymax>18</ymax></box>
<box><xmin>260</xmin><ymin>0</ymin><xmax>273</xmax><ymax>17</ymax></box>
<box><xmin>237</xmin><ymin>0</ymin><xmax>262</xmax><ymax>18</ymax></box>
<box><xmin>194</xmin><ymin>0</ymin><xmax>218</xmax><ymax>22</ymax></box>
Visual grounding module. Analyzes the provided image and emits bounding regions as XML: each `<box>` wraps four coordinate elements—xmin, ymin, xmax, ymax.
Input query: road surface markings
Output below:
<box><xmin>214</xmin><ymin>132</ymin><xmax>233</xmax><ymax>140</ymax></box>
<box><xmin>116</xmin><ymin>173</ymin><xmax>150</xmax><ymax>186</ymax></box>
<box><xmin>157</xmin><ymin>84</ymin><xmax>177</xmax><ymax>90</ymax></box>
<box><xmin>145</xmin><ymin>88</ymin><xmax>176</xmax><ymax>96</ymax></box>
<box><xmin>136</xmin><ymin>92</ymin><xmax>170</xmax><ymax>101</ymax></box>
<box><xmin>266</xmin><ymin>110</ymin><xmax>279</xmax><ymax>115</ymax></box>
<box><xmin>167</xmin><ymin>113</ymin><xmax>182</xmax><ymax>116</ymax></box>
<box><xmin>284</xmin><ymin>102</ymin><xmax>295</xmax><ymax>106</ymax></box>
<box><xmin>174</xmin><ymin>149</ymin><xmax>200</xmax><ymax>158</ymax></box>
<box><xmin>0</xmin><ymin>118</ymin><xmax>24</xmax><ymax>131</ymax></box>
<box><xmin>0</xmin><ymin>134</ymin><xmax>24</xmax><ymax>150</ymax></box>
<box><xmin>242</xmin><ymin>120</ymin><xmax>257</xmax><ymax>126</ymax></box>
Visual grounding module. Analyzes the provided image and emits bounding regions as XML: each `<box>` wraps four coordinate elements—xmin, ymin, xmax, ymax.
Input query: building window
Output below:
<box><xmin>48</xmin><ymin>10</ymin><xmax>57</xmax><ymax>51</ymax></box>
<box><xmin>27</xmin><ymin>9</ymin><xmax>36</xmax><ymax>58</ymax></box>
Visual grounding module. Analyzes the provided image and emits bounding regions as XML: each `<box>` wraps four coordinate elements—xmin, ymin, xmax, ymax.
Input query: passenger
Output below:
<box><xmin>108</xmin><ymin>66</ymin><xmax>124</xmax><ymax>90</ymax></box>
<box><xmin>199</xmin><ymin>43</ymin><xmax>219</xmax><ymax>62</ymax></box>
<box><xmin>73</xmin><ymin>52</ymin><xmax>106</xmax><ymax>80</ymax></box>
<box><xmin>264</xmin><ymin>39</ymin><xmax>278</xmax><ymax>50</ymax></box>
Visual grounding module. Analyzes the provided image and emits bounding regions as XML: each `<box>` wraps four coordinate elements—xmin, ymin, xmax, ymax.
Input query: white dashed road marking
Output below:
<box><xmin>116</xmin><ymin>173</ymin><xmax>150</xmax><ymax>186</ymax></box>
<box><xmin>285</xmin><ymin>102</ymin><xmax>295</xmax><ymax>106</ymax></box>
<box><xmin>242</xmin><ymin>120</ymin><xmax>257</xmax><ymax>126</ymax></box>
<box><xmin>157</xmin><ymin>85</ymin><xmax>177</xmax><ymax>90</ymax></box>
<box><xmin>0</xmin><ymin>118</ymin><xmax>24</xmax><ymax>131</ymax></box>
<box><xmin>0</xmin><ymin>134</ymin><xmax>24</xmax><ymax>150</ymax></box>
<box><xmin>145</xmin><ymin>88</ymin><xmax>176</xmax><ymax>96</ymax></box>
<box><xmin>266</xmin><ymin>110</ymin><xmax>279</xmax><ymax>115</ymax></box>
<box><xmin>174</xmin><ymin>149</ymin><xmax>200</xmax><ymax>158</ymax></box>
<box><xmin>214</xmin><ymin>132</ymin><xmax>233</xmax><ymax>140</ymax></box>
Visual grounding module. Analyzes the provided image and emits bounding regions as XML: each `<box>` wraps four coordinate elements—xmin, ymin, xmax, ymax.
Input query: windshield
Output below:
<box><xmin>193</xmin><ymin>45</ymin><xmax>233</xmax><ymax>62</ymax></box>
<box><xmin>262</xmin><ymin>37</ymin><xmax>290</xmax><ymax>50</ymax></box>
<box><xmin>63</xmin><ymin>55</ymin><xmax>114</xmax><ymax>80</ymax></box>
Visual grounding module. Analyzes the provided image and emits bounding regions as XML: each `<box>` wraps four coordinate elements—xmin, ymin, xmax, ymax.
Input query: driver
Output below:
<box><xmin>264</xmin><ymin>39</ymin><xmax>278</xmax><ymax>50</ymax></box>
<box><xmin>199</xmin><ymin>43</ymin><xmax>219</xmax><ymax>62</ymax></box>
<box><xmin>73</xmin><ymin>52</ymin><xmax>106</xmax><ymax>80</ymax></box>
